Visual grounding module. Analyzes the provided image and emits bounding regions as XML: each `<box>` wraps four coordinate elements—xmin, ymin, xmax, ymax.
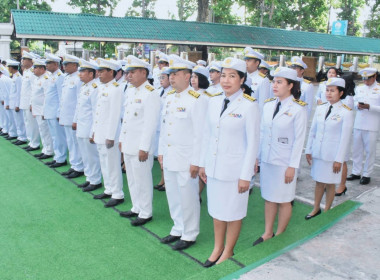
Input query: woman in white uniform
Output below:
<box><xmin>305</xmin><ymin>78</ymin><xmax>354</xmax><ymax>219</ymax></box>
<box><xmin>315</xmin><ymin>67</ymin><xmax>340</xmax><ymax>104</ymax></box>
<box><xmin>199</xmin><ymin>58</ymin><xmax>260</xmax><ymax>266</ymax></box>
<box><xmin>253</xmin><ymin>67</ymin><xmax>307</xmax><ymax>246</ymax></box>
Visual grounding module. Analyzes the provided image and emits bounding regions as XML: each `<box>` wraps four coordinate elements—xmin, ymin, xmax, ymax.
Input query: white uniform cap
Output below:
<box><xmin>158</xmin><ymin>53</ymin><xmax>169</xmax><ymax>63</ymax></box>
<box><xmin>193</xmin><ymin>65</ymin><xmax>209</xmax><ymax>79</ymax></box>
<box><xmin>259</xmin><ymin>60</ymin><xmax>271</xmax><ymax>69</ymax></box>
<box><xmin>6</xmin><ymin>59</ymin><xmax>20</xmax><ymax>67</ymax></box>
<box><xmin>45</xmin><ymin>53</ymin><xmax>61</xmax><ymax>63</ymax></box>
<box><xmin>168</xmin><ymin>54</ymin><xmax>195</xmax><ymax>72</ymax></box>
<box><xmin>79</xmin><ymin>59</ymin><xmax>99</xmax><ymax>71</ymax></box>
<box><xmin>243</xmin><ymin>47</ymin><xmax>264</xmax><ymax>60</ymax></box>
<box><xmin>0</xmin><ymin>64</ymin><xmax>10</xmax><ymax>76</ymax></box>
<box><xmin>161</xmin><ymin>67</ymin><xmax>171</xmax><ymax>75</ymax></box>
<box><xmin>196</xmin><ymin>60</ymin><xmax>207</xmax><ymax>66</ymax></box>
<box><xmin>273</xmin><ymin>67</ymin><xmax>298</xmax><ymax>81</ymax></box>
<box><xmin>96</xmin><ymin>58</ymin><xmax>121</xmax><ymax>71</ymax></box>
<box><xmin>208</xmin><ymin>61</ymin><xmax>222</xmax><ymax>72</ymax></box>
<box><xmin>109</xmin><ymin>59</ymin><xmax>122</xmax><ymax>71</ymax></box>
<box><xmin>123</xmin><ymin>55</ymin><xmax>150</xmax><ymax>72</ymax></box>
<box><xmin>118</xmin><ymin>60</ymin><xmax>127</xmax><ymax>67</ymax></box>
<box><xmin>359</xmin><ymin>67</ymin><xmax>377</xmax><ymax>80</ymax></box>
<box><xmin>290</xmin><ymin>56</ymin><xmax>308</xmax><ymax>69</ymax></box>
<box><xmin>33</xmin><ymin>58</ymin><xmax>47</xmax><ymax>67</ymax></box>
<box><xmin>32</xmin><ymin>53</ymin><xmax>41</xmax><ymax>59</ymax></box>
<box><xmin>63</xmin><ymin>54</ymin><xmax>80</xmax><ymax>65</ymax></box>
<box><xmin>155</xmin><ymin>50</ymin><xmax>161</xmax><ymax>58</ymax></box>
<box><xmin>221</xmin><ymin>57</ymin><xmax>247</xmax><ymax>73</ymax></box>
<box><xmin>22</xmin><ymin>51</ymin><xmax>35</xmax><ymax>60</ymax></box>
<box><xmin>326</xmin><ymin>77</ymin><xmax>345</xmax><ymax>88</ymax></box>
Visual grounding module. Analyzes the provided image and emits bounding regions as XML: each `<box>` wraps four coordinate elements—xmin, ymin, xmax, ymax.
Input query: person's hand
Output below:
<box><xmin>6</xmin><ymin>105</ymin><xmax>9</xmax><ymax>110</ymax></box>
<box><xmin>306</xmin><ymin>154</ymin><xmax>312</xmax><ymax>166</ymax></box>
<box><xmin>238</xmin><ymin>179</ymin><xmax>250</xmax><ymax>193</ymax></box>
<box><xmin>105</xmin><ymin>139</ymin><xmax>114</xmax><ymax>149</ymax></box>
<box><xmin>333</xmin><ymin>161</ymin><xmax>342</xmax><ymax>174</ymax></box>
<box><xmin>72</xmin><ymin>122</ymin><xmax>77</xmax><ymax>130</ymax></box>
<box><xmin>285</xmin><ymin>167</ymin><xmax>295</xmax><ymax>184</ymax></box>
<box><xmin>138</xmin><ymin>150</ymin><xmax>148</xmax><ymax>162</ymax></box>
<box><xmin>89</xmin><ymin>133</ymin><xmax>95</xmax><ymax>144</ymax></box>
<box><xmin>199</xmin><ymin>167</ymin><xmax>207</xmax><ymax>184</ymax></box>
<box><xmin>15</xmin><ymin>107</ymin><xmax>20</xmax><ymax>112</ymax></box>
<box><xmin>358</xmin><ymin>103</ymin><xmax>370</xmax><ymax>110</ymax></box>
<box><xmin>118</xmin><ymin>142</ymin><xmax>122</xmax><ymax>151</ymax></box>
<box><xmin>254</xmin><ymin>159</ymin><xmax>259</xmax><ymax>173</ymax></box>
<box><xmin>190</xmin><ymin>165</ymin><xmax>199</xmax><ymax>179</ymax></box>
<box><xmin>158</xmin><ymin>155</ymin><xmax>163</xmax><ymax>169</ymax></box>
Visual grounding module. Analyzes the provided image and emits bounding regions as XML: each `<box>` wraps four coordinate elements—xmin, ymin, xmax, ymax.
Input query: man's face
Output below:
<box><xmin>364</xmin><ymin>75</ymin><xmax>376</xmax><ymax>86</ymax></box>
<box><xmin>245</xmin><ymin>58</ymin><xmax>260</xmax><ymax>73</ymax></box>
<box><xmin>98</xmin><ymin>68</ymin><xmax>113</xmax><ymax>83</ymax></box>
<box><xmin>209</xmin><ymin>70</ymin><xmax>221</xmax><ymax>83</ymax></box>
<box><xmin>290</xmin><ymin>65</ymin><xmax>304</xmax><ymax>78</ymax></box>
<box><xmin>46</xmin><ymin>61</ymin><xmax>58</xmax><ymax>73</ymax></box>
<box><xmin>79</xmin><ymin>69</ymin><xmax>94</xmax><ymax>83</ymax></box>
<box><xmin>127</xmin><ymin>68</ymin><xmax>147</xmax><ymax>87</ymax></box>
<box><xmin>169</xmin><ymin>70</ymin><xmax>190</xmax><ymax>90</ymax></box>
<box><xmin>33</xmin><ymin>66</ymin><xmax>45</xmax><ymax>77</ymax></box>
<box><xmin>22</xmin><ymin>58</ymin><xmax>33</xmax><ymax>69</ymax></box>
<box><xmin>63</xmin><ymin>62</ymin><xmax>78</xmax><ymax>74</ymax></box>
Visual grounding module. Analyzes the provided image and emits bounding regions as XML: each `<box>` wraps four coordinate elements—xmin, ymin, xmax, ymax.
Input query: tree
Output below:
<box><xmin>197</xmin><ymin>0</ymin><xmax>209</xmax><ymax>22</ymax></box>
<box><xmin>67</xmin><ymin>0</ymin><xmax>119</xmax><ymax>16</ymax></box>
<box><xmin>126</xmin><ymin>0</ymin><xmax>157</xmax><ymax>18</ymax></box>
<box><xmin>211</xmin><ymin>0</ymin><xmax>241</xmax><ymax>24</ymax></box>
<box><xmin>0</xmin><ymin>0</ymin><xmax>52</xmax><ymax>22</ymax></box>
<box><xmin>335</xmin><ymin>0</ymin><xmax>365</xmax><ymax>36</ymax></box>
<box><xmin>177</xmin><ymin>0</ymin><xmax>197</xmax><ymax>21</ymax></box>
<box><xmin>364</xmin><ymin>0</ymin><xmax>380</xmax><ymax>38</ymax></box>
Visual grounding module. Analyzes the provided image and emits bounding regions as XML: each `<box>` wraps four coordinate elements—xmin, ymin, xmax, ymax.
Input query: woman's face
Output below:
<box><xmin>272</xmin><ymin>77</ymin><xmax>292</xmax><ymax>99</ymax></box>
<box><xmin>325</xmin><ymin>86</ymin><xmax>343</xmax><ymax>104</ymax></box>
<box><xmin>190</xmin><ymin>73</ymin><xmax>199</xmax><ymax>90</ymax></box>
<box><xmin>327</xmin><ymin>68</ymin><xmax>338</xmax><ymax>79</ymax></box>
<box><xmin>220</xmin><ymin>68</ymin><xmax>244</xmax><ymax>96</ymax></box>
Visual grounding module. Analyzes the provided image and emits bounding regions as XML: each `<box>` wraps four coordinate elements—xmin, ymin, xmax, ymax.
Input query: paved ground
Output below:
<box><xmin>240</xmin><ymin>84</ymin><xmax>380</xmax><ymax>279</ymax></box>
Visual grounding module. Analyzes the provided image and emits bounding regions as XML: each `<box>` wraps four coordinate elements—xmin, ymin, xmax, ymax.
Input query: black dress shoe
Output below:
<box><xmin>45</xmin><ymin>160</ymin><xmax>56</xmax><ymax>166</ymax></box>
<box><xmin>131</xmin><ymin>217</ymin><xmax>152</xmax><ymax>226</ymax></box>
<box><xmin>253</xmin><ymin>233</ymin><xmax>275</xmax><ymax>246</ymax></box>
<box><xmin>335</xmin><ymin>187</ymin><xmax>347</xmax><ymax>196</ymax></box>
<box><xmin>157</xmin><ymin>185</ymin><xmax>166</xmax><ymax>192</ymax></box>
<box><xmin>66</xmin><ymin>171</ymin><xmax>84</xmax><ymax>179</ymax></box>
<box><xmin>61</xmin><ymin>168</ymin><xmax>75</xmax><ymax>176</ymax></box>
<box><xmin>93</xmin><ymin>193</ymin><xmax>112</xmax><ymax>199</ymax></box>
<box><xmin>161</xmin><ymin>235</ymin><xmax>181</xmax><ymax>244</ymax></box>
<box><xmin>78</xmin><ymin>181</ymin><xmax>90</xmax><ymax>188</ymax></box>
<box><xmin>172</xmin><ymin>240</ymin><xmax>195</xmax><ymax>250</ymax></box>
<box><xmin>154</xmin><ymin>183</ymin><xmax>164</xmax><ymax>190</ymax></box>
<box><xmin>14</xmin><ymin>140</ymin><xmax>27</xmax><ymax>145</ymax></box>
<box><xmin>305</xmin><ymin>209</ymin><xmax>322</xmax><ymax>220</ymax></box>
<box><xmin>347</xmin><ymin>174</ymin><xmax>361</xmax><ymax>181</ymax></box>
<box><xmin>12</xmin><ymin>140</ymin><xmax>21</xmax><ymax>145</ymax></box>
<box><xmin>360</xmin><ymin>176</ymin><xmax>371</xmax><ymax>185</ymax></box>
<box><xmin>120</xmin><ymin>211</ymin><xmax>138</xmax><ymax>218</ymax></box>
<box><xmin>82</xmin><ymin>183</ymin><xmax>102</xmax><ymax>192</ymax></box>
<box><xmin>39</xmin><ymin>154</ymin><xmax>53</xmax><ymax>160</ymax></box>
<box><xmin>203</xmin><ymin>253</ymin><xmax>223</xmax><ymax>268</ymax></box>
<box><xmin>104</xmin><ymin>198</ymin><xmax>124</xmax><ymax>208</ymax></box>
<box><xmin>50</xmin><ymin>161</ymin><xmax>67</xmax><ymax>168</ymax></box>
<box><xmin>34</xmin><ymin>153</ymin><xmax>45</xmax><ymax>158</ymax></box>
<box><xmin>26</xmin><ymin>146</ymin><xmax>40</xmax><ymax>151</ymax></box>
<box><xmin>0</xmin><ymin>132</ymin><xmax>8</xmax><ymax>136</ymax></box>
<box><xmin>22</xmin><ymin>145</ymin><xmax>30</xmax><ymax>150</ymax></box>
<box><xmin>6</xmin><ymin>136</ymin><xmax>17</xmax><ymax>140</ymax></box>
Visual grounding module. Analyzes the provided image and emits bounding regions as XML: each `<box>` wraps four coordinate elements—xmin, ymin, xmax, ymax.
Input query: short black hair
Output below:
<box><xmin>35</xmin><ymin>65</ymin><xmax>46</xmax><ymax>70</ymax></box>
<box><xmin>9</xmin><ymin>65</ymin><xmax>18</xmax><ymax>71</ymax></box>
<box><xmin>285</xmin><ymin>78</ymin><xmax>301</xmax><ymax>99</ymax></box>
<box><xmin>245</xmin><ymin>57</ymin><xmax>261</xmax><ymax>65</ymax></box>
<box><xmin>194</xmin><ymin>73</ymin><xmax>210</xmax><ymax>89</ymax></box>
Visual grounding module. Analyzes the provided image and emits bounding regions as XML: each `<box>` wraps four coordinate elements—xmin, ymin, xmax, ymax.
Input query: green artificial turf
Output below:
<box><xmin>0</xmin><ymin>137</ymin><xmax>361</xmax><ymax>280</ymax></box>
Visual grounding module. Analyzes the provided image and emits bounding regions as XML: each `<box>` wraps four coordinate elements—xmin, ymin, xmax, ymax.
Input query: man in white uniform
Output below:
<box><xmin>347</xmin><ymin>68</ymin><xmax>380</xmax><ymax>185</ymax></box>
<box><xmin>119</xmin><ymin>55</ymin><xmax>160</xmax><ymax>226</ymax></box>
<box><xmin>0</xmin><ymin>65</ymin><xmax>12</xmax><ymax>138</ymax></box>
<box><xmin>207</xmin><ymin>61</ymin><xmax>223</xmax><ymax>95</ymax></box>
<box><xmin>92</xmin><ymin>59</ymin><xmax>124</xmax><ymax>208</ymax></box>
<box><xmin>153</xmin><ymin>53</ymin><xmax>169</xmax><ymax>89</ymax></box>
<box><xmin>158</xmin><ymin>54</ymin><xmax>208</xmax><ymax>250</ymax></box>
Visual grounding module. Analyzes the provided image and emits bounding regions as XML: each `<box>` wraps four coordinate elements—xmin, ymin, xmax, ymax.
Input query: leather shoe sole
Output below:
<box><xmin>161</xmin><ymin>235</ymin><xmax>181</xmax><ymax>244</ymax></box>
<box><xmin>50</xmin><ymin>161</ymin><xmax>67</xmax><ymax>168</ymax></box>
<box><xmin>39</xmin><ymin>154</ymin><xmax>53</xmax><ymax>160</ymax></box>
<box><xmin>82</xmin><ymin>183</ymin><xmax>102</xmax><ymax>192</ymax></box>
<box><xmin>120</xmin><ymin>211</ymin><xmax>138</xmax><ymax>218</ymax></box>
<box><xmin>93</xmin><ymin>193</ymin><xmax>112</xmax><ymax>199</ymax></box>
<box><xmin>172</xmin><ymin>240</ymin><xmax>195</xmax><ymax>250</ymax></box>
<box><xmin>360</xmin><ymin>177</ymin><xmax>371</xmax><ymax>185</ymax></box>
<box><xmin>131</xmin><ymin>217</ymin><xmax>152</xmax><ymax>226</ymax></box>
<box><xmin>347</xmin><ymin>174</ymin><xmax>361</xmax><ymax>181</ymax></box>
<box><xmin>104</xmin><ymin>198</ymin><xmax>124</xmax><ymax>208</ymax></box>
<box><xmin>66</xmin><ymin>171</ymin><xmax>84</xmax><ymax>179</ymax></box>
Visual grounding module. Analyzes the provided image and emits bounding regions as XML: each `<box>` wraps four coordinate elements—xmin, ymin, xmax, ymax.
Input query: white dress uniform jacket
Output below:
<box><xmin>299</xmin><ymin>78</ymin><xmax>315</xmax><ymax>120</ymax></box>
<box><xmin>31</xmin><ymin>74</ymin><xmax>49</xmax><ymax>116</ymax></box>
<box><xmin>59</xmin><ymin>72</ymin><xmax>81</xmax><ymax>126</ymax></box>
<box><xmin>206</xmin><ymin>83</ymin><xmax>223</xmax><ymax>96</ymax></box>
<box><xmin>305</xmin><ymin>101</ymin><xmax>354</xmax><ymax>163</ymax></box>
<box><xmin>19</xmin><ymin>67</ymin><xmax>35</xmax><ymax>110</ymax></box>
<box><xmin>250</xmin><ymin>71</ymin><xmax>271</xmax><ymax>113</ymax></box>
<box><xmin>315</xmin><ymin>81</ymin><xmax>327</xmax><ymax>104</ymax></box>
<box><xmin>44</xmin><ymin>69</ymin><xmax>64</xmax><ymax>119</ymax></box>
<box><xmin>9</xmin><ymin>72</ymin><xmax>22</xmax><ymax>110</ymax></box>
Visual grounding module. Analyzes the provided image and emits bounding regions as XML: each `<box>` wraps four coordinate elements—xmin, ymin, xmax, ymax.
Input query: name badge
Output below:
<box><xmin>229</xmin><ymin>113</ymin><xmax>242</xmax><ymax>118</ymax></box>
<box><xmin>284</xmin><ymin>112</ymin><xmax>292</xmax><ymax>117</ymax></box>
<box><xmin>102</xmin><ymin>92</ymin><xmax>108</xmax><ymax>97</ymax></box>
<box><xmin>135</xmin><ymin>99</ymin><xmax>142</xmax><ymax>103</ymax></box>
<box><xmin>278</xmin><ymin>137</ymin><xmax>288</xmax><ymax>144</ymax></box>
<box><xmin>177</xmin><ymin>107</ymin><xmax>186</xmax><ymax>112</ymax></box>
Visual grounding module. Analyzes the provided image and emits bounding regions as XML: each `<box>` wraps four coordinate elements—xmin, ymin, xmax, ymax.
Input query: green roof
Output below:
<box><xmin>11</xmin><ymin>9</ymin><xmax>380</xmax><ymax>55</ymax></box>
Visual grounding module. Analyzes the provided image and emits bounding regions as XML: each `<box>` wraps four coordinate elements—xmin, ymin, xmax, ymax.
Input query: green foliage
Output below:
<box><xmin>176</xmin><ymin>0</ymin><xmax>197</xmax><ymax>21</ymax></box>
<box><xmin>0</xmin><ymin>0</ymin><xmax>52</xmax><ymax>22</ymax></box>
<box><xmin>126</xmin><ymin>0</ymin><xmax>157</xmax><ymax>18</ymax></box>
<box><xmin>82</xmin><ymin>42</ymin><xmax>117</xmax><ymax>58</ymax></box>
<box><xmin>335</xmin><ymin>0</ymin><xmax>365</xmax><ymax>36</ymax></box>
<box><xmin>67</xmin><ymin>0</ymin><xmax>119</xmax><ymax>15</ymax></box>
<box><xmin>365</xmin><ymin>0</ymin><xmax>380</xmax><ymax>38</ymax></box>
<box><xmin>211</xmin><ymin>0</ymin><xmax>241</xmax><ymax>24</ymax></box>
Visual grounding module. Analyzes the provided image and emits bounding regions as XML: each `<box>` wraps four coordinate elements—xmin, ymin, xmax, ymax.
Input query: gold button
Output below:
<box><xmin>169</xmin><ymin>122</ymin><xmax>172</xmax><ymax>125</ymax></box>
<box><xmin>168</xmin><ymin>134</ymin><xmax>171</xmax><ymax>136</ymax></box>
<box><xmin>168</xmin><ymin>144</ymin><xmax>171</xmax><ymax>147</ymax></box>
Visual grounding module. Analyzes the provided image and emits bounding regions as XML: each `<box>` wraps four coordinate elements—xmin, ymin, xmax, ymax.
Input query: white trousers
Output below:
<box><xmin>23</xmin><ymin>109</ymin><xmax>40</xmax><ymax>147</ymax></box>
<box><xmin>164</xmin><ymin>168</ymin><xmax>200</xmax><ymax>241</ymax></box>
<box><xmin>352</xmin><ymin>129</ymin><xmax>378</xmax><ymax>177</ymax></box>
<box><xmin>77</xmin><ymin>137</ymin><xmax>102</xmax><ymax>185</ymax></box>
<box><xmin>35</xmin><ymin>116</ymin><xmax>53</xmax><ymax>155</ymax></box>
<box><xmin>97</xmin><ymin>144</ymin><xmax>124</xmax><ymax>199</ymax></box>
<box><xmin>12</xmin><ymin>110</ymin><xmax>27</xmax><ymax>141</ymax></box>
<box><xmin>0</xmin><ymin>105</ymin><xmax>8</xmax><ymax>132</ymax></box>
<box><xmin>47</xmin><ymin>119</ymin><xmax>67</xmax><ymax>163</ymax></box>
<box><xmin>63</xmin><ymin>126</ymin><xmax>83</xmax><ymax>171</ymax></box>
<box><xmin>5</xmin><ymin>109</ymin><xmax>16</xmax><ymax>137</ymax></box>
<box><xmin>124</xmin><ymin>154</ymin><xmax>154</xmax><ymax>219</ymax></box>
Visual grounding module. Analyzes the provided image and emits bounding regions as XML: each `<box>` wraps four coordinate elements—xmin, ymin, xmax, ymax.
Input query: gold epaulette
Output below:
<box><xmin>259</xmin><ymin>72</ymin><xmax>266</xmax><ymax>78</ymax></box>
<box><xmin>264</xmin><ymin>97</ymin><xmax>276</xmax><ymax>103</ymax></box>
<box><xmin>212</xmin><ymin>92</ymin><xmax>222</xmax><ymax>97</ymax></box>
<box><xmin>167</xmin><ymin>89</ymin><xmax>176</xmax><ymax>95</ymax></box>
<box><xmin>318</xmin><ymin>102</ymin><xmax>327</xmax><ymax>106</ymax></box>
<box><xmin>113</xmin><ymin>82</ymin><xmax>119</xmax><ymax>87</ymax></box>
<box><xmin>243</xmin><ymin>94</ymin><xmax>256</xmax><ymax>102</ymax></box>
<box><xmin>92</xmin><ymin>83</ymin><xmax>97</xmax><ymax>88</ymax></box>
<box><xmin>145</xmin><ymin>84</ymin><xmax>154</xmax><ymax>92</ymax></box>
<box><xmin>203</xmin><ymin>91</ymin><xmax>212</xmax><ymax>97</ymax></box>
<box><xmin>293</xmin><ymin>98</ymin><xmax>307</xmax><ymax>106</ymax></box>
<box><xmin>342</xmin><ymin>104</ymin><xmax>352</xmax><ymax>111</ymax></box>
<box><xmin>303</xmin><ymin>78</ymin><xmax>311</xmax><ymax>84</ymax></box>
<box><xmin>57</xmin><ymin>72</ymin><xmax>61</xmax><ymax>76</ymax></box>
<box><xmin>44</xmin><ymin>75</ymin><xmax>49</xmax><ymax>79</ymax></box>
<box><xmin>188</xmin><ymin>90</ymin><xmax>200</xmax><ymax>99</ymax></box>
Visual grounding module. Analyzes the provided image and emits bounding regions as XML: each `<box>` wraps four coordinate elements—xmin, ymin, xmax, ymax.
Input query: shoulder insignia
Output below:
<box><xmin>293</xmin><ymin>98</ymin><xmax>307</xmax><ymax>106</ymax></box>
<box><xmin>44</xmin><ymin>75</ymin><xmax>49</xmax><ymax>79</ymax></box>
<box><xmin>303</xmin><ymin>78</ymin><xmax>311</xmax><ymax>84</ymax></box>
<box><xmin>259</xmin><ymin>72</ymin><xmax>266</xmax><ymax>78</ymax></box>
<box><xmin>167</xmin><ymin>89</ymin><xmax>176</xmax><ymax>95</ymax></box>
<box><xmin>16</xmin><ymin>73</ymin><xmax>20</xmax><ymax>77</ymax></box>
<box><xmin>203</xmin><ymin>91</ymin><xmax>213</xmax><ymax>97</ymax></box>
<box><xmin>243</xmin><ymin>94</ymin><xmax>256</xmax><ymax>102</ymax></box>
<box><xmin>342</xmin><ymin>104</ymin><xmax>352</xmax><ymax>111</ymax></box>
<box><xmin>145</xmin><ymin>84</ymin><xmax>154</xmax><ymax>92</ymax></box>
<box><xmin>188</xmin><ymin>90</ymin><xmax>200</xmax><ymax>99</ymax></box>
<box><xmin>212</xmin><ymin>92</ymin><xmax>223</xmax><ymax>97</ymax></box>
<box><xmin>318</xmin><ymin>102</ymin><xmax>327</xmax><ymax>106</ymax></box>
<box><xmin>92</xmin><ymin>83</ymin><xmax>97</xmax><ymax>88</ymax></box>
<box><xmin>57</xmin><ymin>72</ymin><xmax>61</xmax><ymax>76</ymax></box>
<box><xmin>264</xmin><ymin>97</ymin><xmax>276</xmax><ymax>103</ymax></box>
<box><xmin>113</xmin><ymin>82</ymin><xmax>119</xmax><ymax>87</ymax></box>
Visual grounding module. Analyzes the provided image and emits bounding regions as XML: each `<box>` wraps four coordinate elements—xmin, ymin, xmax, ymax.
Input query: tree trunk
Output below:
<box><xmin>259</xmin><ymin>0</ymin><xmax>265</xmax><ymax>27</ymax></box>
<box><xmin>197</xmin><ymin>0</ymin><xmax>209</xmax><ymax>22</ymax></box>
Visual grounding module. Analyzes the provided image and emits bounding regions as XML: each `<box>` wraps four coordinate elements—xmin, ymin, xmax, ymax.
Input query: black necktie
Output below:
<box><xmin>273</xmin><ymin>102</ymin><xmax>281</xmax><ymax>119</ymax></box>
<box><xmin>160</xmin><ymin>88</ymin><xmax>165</xmax><ymax>97</ymax></box>
<box><xmin>325</xmin><ymin>105</ymin><xmax>333</xmax><ymax>119</ymax></box>
<box><xmin>220</xmin><ymin>98</ymin><xmax>230</xmax><ymax>116</ymax></box>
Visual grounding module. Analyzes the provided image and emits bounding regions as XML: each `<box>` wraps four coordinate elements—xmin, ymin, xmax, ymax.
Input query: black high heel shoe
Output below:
<box><xmin>335</xmin><ymin>187</ymin><xmax>347</xmax><ymax>196</ymax></box>
<box><xmin>252</xmin><ymin>233</ymin><xmax>275</xmax><ymax>247</ymax></box>
<box><xmin>305</xmin><ymin>209</ymin><xmax>321</xmax><ymax>220</ymax></box>
<box><xmin>203</xmin><ymin>252</ymin><xmax>223</xmax><ymax>268</ymax></box>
